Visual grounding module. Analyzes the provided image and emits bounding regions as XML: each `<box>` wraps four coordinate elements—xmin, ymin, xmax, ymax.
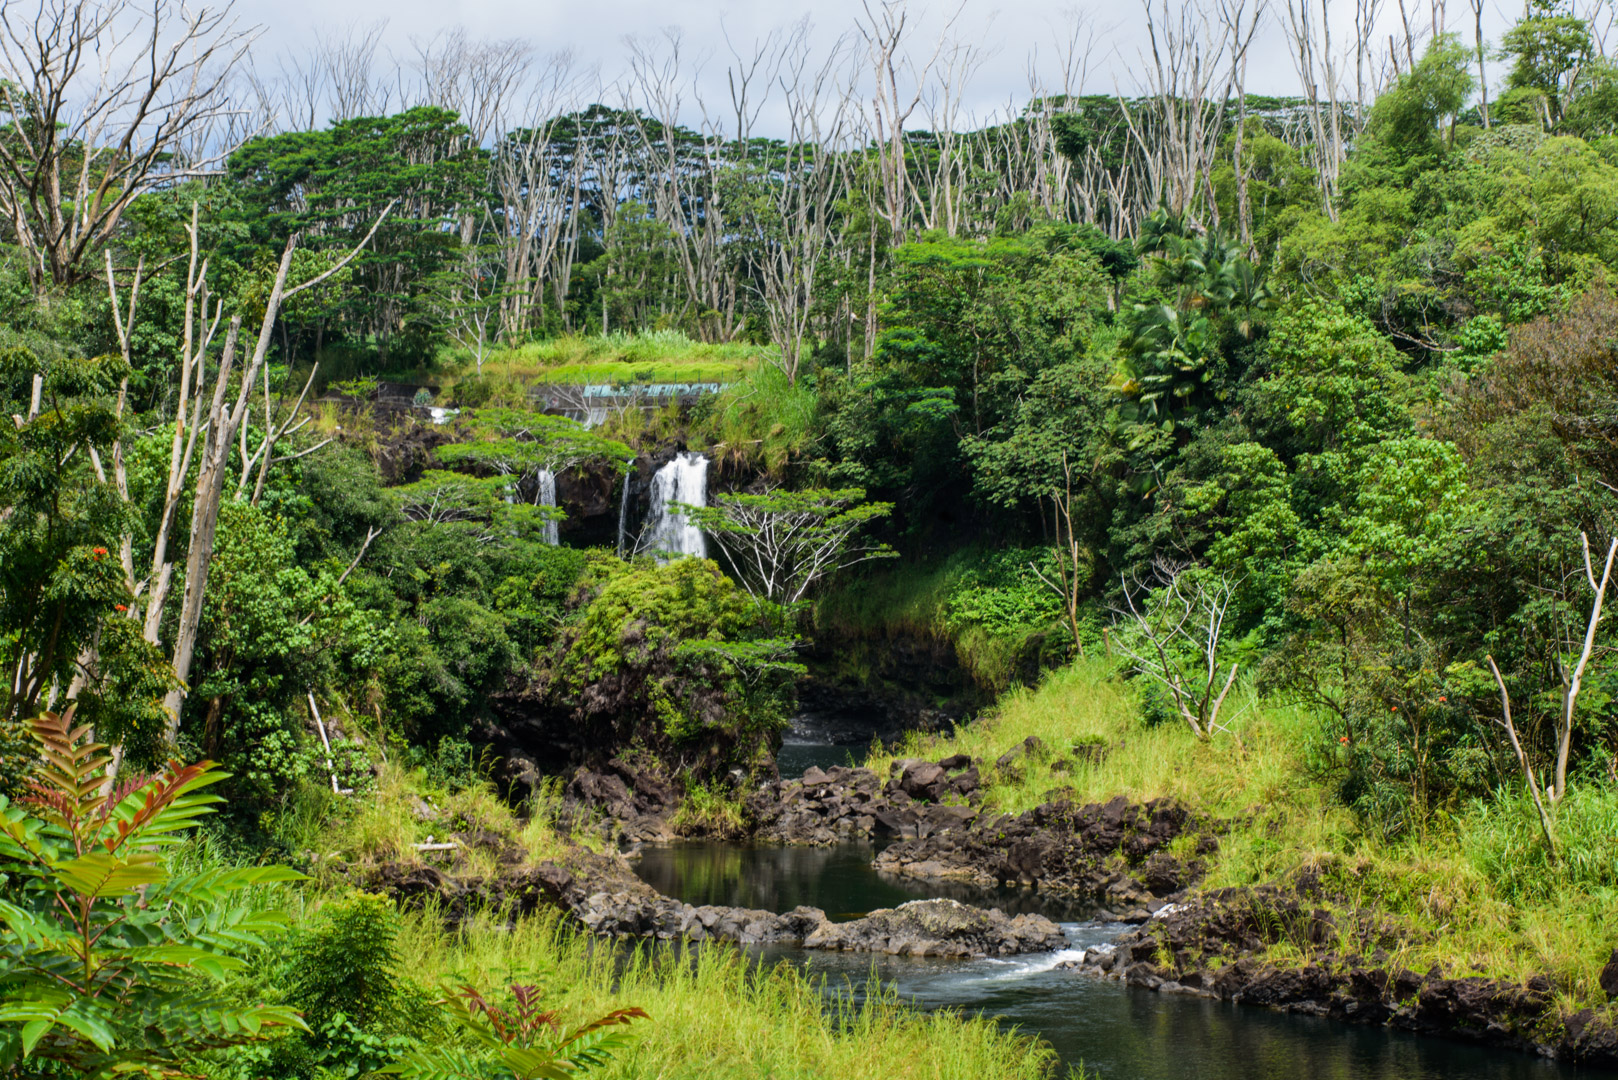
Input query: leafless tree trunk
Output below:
<box><xmin>103</xmin><ymin>202</ymin><xmax>391</xmax><ymax>748</ymax></box>
<box><xmin>1486</xmin><ymin>655</ymin><xmax>1558</xmax><ymax>858</ymax></box>
<box><xmin>0</xmin><ymin>0</ymin><xmax>257</xmax><ymax>291</ymax></box>
<box><xmin>1028</xmin><ymin>454</ymin><xmax>1089</xmax><ymax>658</ymax></box>
<box><xmin>1468</xmin><ymin>0</ymin><xmax>1489</xmax><ymax>128</ymax></box>
<box><xmin>1112</xmin><ymin>558</ymin><xmax>1243</xmax><ymax>743</ymax></box>
<box><xmin>1281</xmin><ymin>0</ymin><xmax>1347</xmax><ymax>221</ymax></box>
<box><xmin>745</xmin><ymin>23</ymin><xmax>853</xmax><ymax>384</ymax></box>
<box><xmin>1118</xmin><ymin>0</ymin><xmax>1236</xmax><ymax>227</ymax></box>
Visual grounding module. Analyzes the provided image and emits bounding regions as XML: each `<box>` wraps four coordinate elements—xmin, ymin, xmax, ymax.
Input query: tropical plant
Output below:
<box><xmin>383</xmin><ymin>983</ymin><xmax>648</xmax><ymax>1080</ymax></box>
<box><xmin>0</xmin><ymin>709</ymin><xmax>305</xmax><ymax>1077</ymax></box>
<box><xmin>684</xmin><ymin>485</ymin><xmax>896</xmax><ymax>606</ymax></box>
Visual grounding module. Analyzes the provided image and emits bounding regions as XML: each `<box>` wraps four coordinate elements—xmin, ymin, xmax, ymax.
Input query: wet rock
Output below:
<box><xmin>570</xmin><ymin>887</ymin><xmax>1062</xmax><ymax>958</ymax></box>
<box><xmin>803</xmin><ymin>898</ymin><xmax>1066</xmax><ymax>958</ymax></box>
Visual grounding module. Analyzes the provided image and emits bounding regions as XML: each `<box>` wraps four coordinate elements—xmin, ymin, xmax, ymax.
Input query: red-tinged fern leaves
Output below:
<box><xmin>99</xmin><ymin>760</ymin><xmax>216</xmax><ymax>855</ymax></box>
<box><xmin>550</xmin><ymin>1007</ymin><xmax>651</xmax><ymax>1071</ymax></box>
<box><xmin>23</xmin><ymin>707</ymin><xmax>113</xmax><ymax>854</ymax></box>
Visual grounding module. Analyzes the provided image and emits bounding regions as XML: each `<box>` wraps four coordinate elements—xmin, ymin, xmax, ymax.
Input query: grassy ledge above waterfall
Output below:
<box><xmin>870</xmin><ymin>658</ymin><xmax>1618</xmax><ymax>1021</ymax></box>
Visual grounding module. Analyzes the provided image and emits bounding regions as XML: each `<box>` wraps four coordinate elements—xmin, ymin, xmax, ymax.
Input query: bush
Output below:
<box><xmin>283</xmin><ymin>892</ymin><xmax>406</xmax><ymax>1033</ymax></box>
<box><xmin>542</xmin><ymin>558</ymin><xmax>801</xmax><ymax>778</ymax></box>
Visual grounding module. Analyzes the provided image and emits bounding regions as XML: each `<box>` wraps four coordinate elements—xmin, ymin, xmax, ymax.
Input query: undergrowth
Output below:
<box><xmin>816</xmin><ymin>549</ymin><xmax>1075</xmax><ymax>693</ymax></box>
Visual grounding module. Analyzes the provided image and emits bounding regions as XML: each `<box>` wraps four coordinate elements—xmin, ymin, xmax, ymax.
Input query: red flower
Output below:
<box><xmin>114</xmin><ymin>604</ymin><xmax>127</xmax><ymax>612</ymax></box>
<box><xmin>92</xmin><ymin>546</ymin><xmax>107</xmax><ymax>558</ymax></box>
<box><xmin>1339</xmin><ymin>736</ymin><xmax>1349</xmax><ymax>744</ymax></box>
<box><xmin>1390</xmin><ymin>706</ymin><xmax>1398</xmax><ymax>712</ymax></box>
<box><xmin>1437</xmin><ymin>696</ymin><xmax>1447</xmax><ymax>703</ymax></box>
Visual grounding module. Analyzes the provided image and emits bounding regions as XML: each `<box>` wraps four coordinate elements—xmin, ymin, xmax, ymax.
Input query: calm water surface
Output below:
<box><xmin>633</xmin><ymin>841</ymin><xmax>1609</xmax><ymax>1080</ymax></box>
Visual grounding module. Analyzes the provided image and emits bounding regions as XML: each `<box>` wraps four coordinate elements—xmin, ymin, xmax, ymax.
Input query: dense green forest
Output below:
<box><xmin>7</xmin><ymin>0</ymin><xmax>1618</xmax><ymax>1075</ymax></box>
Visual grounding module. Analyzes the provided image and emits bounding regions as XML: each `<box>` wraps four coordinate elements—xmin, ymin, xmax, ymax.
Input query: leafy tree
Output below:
<box><xmin>0</xmin><ymin>347</ymin><xmax>174</xmax><ymax>754</ymax></box>
<box><xmin>0</xmin><ymin>710</ymin><xmax>305</xmax><ymax>1076</ymax></box>
<box><xmin>1500</xmin><ymin>2</ymin><xmax>1595</xmax><ymax>124</ymax></box>
<box><xmin>684</xmin><ymin>486</ymin><xmax>896</xmax><ymax>606</ymax></box>
<box><xmin>1365</xmin><ymin>35</ymin><xmax>1475</xmax><ymax>159</ymax></box>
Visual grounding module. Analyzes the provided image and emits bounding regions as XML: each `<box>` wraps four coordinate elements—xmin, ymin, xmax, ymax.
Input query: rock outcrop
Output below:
<box><xmin>572</xmin><ymin>891</ymin><xmax>1065</xmax><ymax>958</ymax></box>
<box><xmin>1058</xmin><ymin>880</ymin><xmax>1618</xmax><ymax>1067</ymax></box>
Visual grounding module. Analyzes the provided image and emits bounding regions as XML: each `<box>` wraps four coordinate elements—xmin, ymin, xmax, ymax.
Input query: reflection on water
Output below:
<box><xmin>632</xmin><ymin>841</ymin><xmax>1098</xmax><ymax>921</ymax></box>
<box><xmin>634</xmin><ymin>843</ymin><xmax>1608</xmax><ymax>1080</ymax></box>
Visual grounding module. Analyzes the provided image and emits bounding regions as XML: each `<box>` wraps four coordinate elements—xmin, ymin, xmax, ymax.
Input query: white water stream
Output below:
<box><xmin>642</xmin><ymin>452</ymin><xmax>708</xmax><ymax>560</ymax></box>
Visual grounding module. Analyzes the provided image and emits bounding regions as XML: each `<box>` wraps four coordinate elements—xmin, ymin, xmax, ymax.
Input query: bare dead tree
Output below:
<box><xmin>1280</xmin><ymin>0</ymin><xmax>1347</xmax><ymax>220</ymax></box>
<box><xmin>623</xmin><ymin>28</ymin><xmax>744</xmax><ymax>341</ymax></box>
<box><xmin>1217</xmin><ymin>0</ymin><xmax>1267</xmax><ymax>248</ymax></box>
<box><xmin>1028</xmin><ymin>452</ymin><xmax>1090</xmax><ymax>658</ymax></box>
<box><xmin>102</xmin><ymin>202</ymin><xmax>392</xmax><ymax>755</ymax></box>
<box><xmin>912</xmin><ymin>38</ymin><xmax>989</xmax><ymax>236</ymax></box>
<box><xmin>1117</xmin><ymin>0</ymin><xmax>1236</xmax><ymax>227</ymax></box>
<box><xmin>747</xmin><ymin>22</ymin><xmax>854</xmax><ymax>384</ymax></box>
<box><xmin>1483</xmin><ymin>532</ymin><xmax>1618</xmax><ymax>861</ymax></box>
<box><xmin>0</xmin><ymin>0</ymin><xmax>257</xmax><ymax>291</ymax></box>
<box><xmin>1466</xmin><ymin>0</ymin><xmax>1489</xmax><ymax>127</ymax></box>
<box><xmin>1352</xmin><ymin>0</ymin><xmax>1386</xmax><ymax>127</ymax></box>
<box><xmin>1112</xmin><ymin>557</ymin><xmax>1243</xmax><ymax>743</ymax></box>
<box><xmin>1486</xmin><ymin>654</ymin><xmax>1559</xmax><ymax>857</ymax></box>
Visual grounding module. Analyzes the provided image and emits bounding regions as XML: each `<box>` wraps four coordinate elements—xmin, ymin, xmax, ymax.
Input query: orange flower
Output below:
<box><xmin>1437</xmin><ymin>696</ymin><xmax>1447</xmax><ymax>703</ymax></box>
<box><xmin>1339</xmin><ymin>736</ymin><xmax>1349</xmax><ymax>744</ymax></box>
<box><xmin>114</xmin><ymin>604</ymin><xmax>127</xmax><ymax>612</ymax></box>
<box><xmin>92</xmin><ymin>546</ymin><xmax>107</xmax><ymax>557</ymax></box>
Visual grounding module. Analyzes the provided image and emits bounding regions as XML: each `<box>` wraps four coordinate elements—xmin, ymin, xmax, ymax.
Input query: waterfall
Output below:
<box><xmin>643</xmin><ymin>452</ymin><xmax>708</xmax><ymax>560</ymax></box>
<box><xmin>616</xmin><ymin>465</ymin><xmax>634</xmax><ymax>558</ymax></box>
<box><xmin>583</xmin><ymin>406</ymin><xmax>609</xmax><ymax>429</ymax></box>
<box><xmin>537</xmin><ymin>469</ymin><xmax>559</xmax><ymax>546</ymax></box>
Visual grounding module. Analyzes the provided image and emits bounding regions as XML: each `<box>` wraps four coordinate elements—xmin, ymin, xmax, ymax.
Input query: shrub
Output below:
<box><xmin>283</xmin><ymin>892</ymin><xmax>405</xmax><ymax>1033</ymax></box>
<box><xmin>0</xmin><ymin>710</ymin><xmax>305</xmax><ymax>1076</ymax></box>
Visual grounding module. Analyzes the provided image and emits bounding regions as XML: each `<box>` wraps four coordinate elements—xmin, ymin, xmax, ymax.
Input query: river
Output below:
<box><xmin>633</xmin><ymin>840</ymin><xmax>1604</xmax><ymax>1079</ymax></box>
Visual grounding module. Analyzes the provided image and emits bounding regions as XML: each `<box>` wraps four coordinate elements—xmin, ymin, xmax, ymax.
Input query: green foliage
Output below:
<box><xmin>544</xmin><ymin>559</ymin><xmax>801</xmax><ymax>777</ymax></box>
<box><xmin>384</xmin><ymin>983</ymin><xmax>648</xmax><ymax>1080</ymax></box>
<box><xmin>284</xmin><ymin>893</ymin><xmax>406</xmax><ymax>1034</ymax></box>
<box><xmin>1365</xmin><ymin>35</ymin><xmax>1475</xmax><ymax>159</ymax></box>
<box><xmin>945</xmin><ymin>550</ymin><xmax>1065</xmax><ymax>638</ymax></box>
<box><xmin>0</xmin><ymin>347</ymin><xmax>176</xmax><ymax>749</ymax></box>
<box><xmin>0</xmin><ymin>711</ymin><xmax>305</xmax><ymax>1077</ymax></box>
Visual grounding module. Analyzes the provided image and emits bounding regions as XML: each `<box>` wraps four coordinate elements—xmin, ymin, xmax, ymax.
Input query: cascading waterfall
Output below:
<box><xmin>537</xmin><ymin>469</ymin><xmax>559</xmax><ymax>546</ymax></box>
<box><xmin>643</xmin><ymin>452</ymin><xmax>708</xmax><ymax>559</ymax></box>
<box><xmin>616</xmin><ymin>465</ymin><xmax>634</xmax><ymax>558</ymax></box>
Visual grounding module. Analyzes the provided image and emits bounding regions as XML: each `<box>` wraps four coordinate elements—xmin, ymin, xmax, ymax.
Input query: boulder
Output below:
<box><xmin>803</xmin><ymin>898</ymin><xmax>1066</xmax><ymax>958</ymax></box>
<box><xmin>899</xmin><ymin>761</ymin><xmax>947</xmax><ymax>800</ymax></box>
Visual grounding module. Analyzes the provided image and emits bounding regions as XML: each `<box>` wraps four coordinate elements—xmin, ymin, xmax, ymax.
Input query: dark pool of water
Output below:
<box><xmin>632</xmin><ymin>840</ymin><xmax>1098</xmax><ymax>921</ymax></box>
<box><xmin>632</xmin><ymin>842</ymin><xmax>1609</xmax><ymax>1080</ymax></box>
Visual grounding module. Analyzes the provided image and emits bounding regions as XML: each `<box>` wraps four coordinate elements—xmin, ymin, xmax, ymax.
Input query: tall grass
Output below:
<box><xmin>440</xmin><ymin>330</ymin><xmax>767</xmax><ymax>388</ymax></box>
<box><xmin>694</xmin><ymin>361</ymin><xmax>821</xmax><ymax>474</ymax></box>
<box><xmin>393</xmin><ymin>909</ymin><xmax>1060</xmax><ymax>1080</ymax></box>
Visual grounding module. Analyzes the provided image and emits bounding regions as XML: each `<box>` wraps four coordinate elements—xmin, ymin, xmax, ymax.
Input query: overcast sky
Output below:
<box><xmin>234</xmin><ymin>0</ymin><xmax>1523</xmax><ymax>131</ymax></box>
